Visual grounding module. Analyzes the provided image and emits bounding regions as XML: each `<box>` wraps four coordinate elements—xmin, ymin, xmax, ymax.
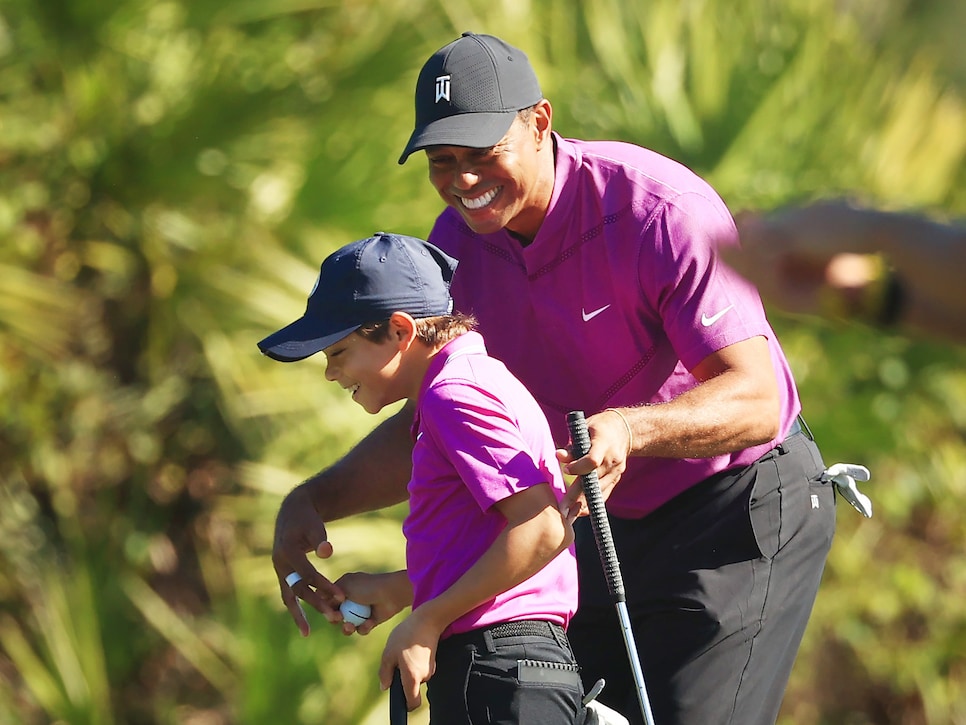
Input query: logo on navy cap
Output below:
<box><xmin>435</xmin><ymin>75</ymin><xmax>451</xmax><ymax>103</ymax></box>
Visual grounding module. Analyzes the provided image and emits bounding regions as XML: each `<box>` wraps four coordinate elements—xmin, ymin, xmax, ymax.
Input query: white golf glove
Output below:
<box><xmin>582</xmin><ymin>679</ymin><xmax>630</xmax><ymax>725</ymax></box>
<box><xmin>584</xmin><ymin>701</ymin><xmax>631</xmax><ymax>725</ymax></box>
<box><xmin>821</xmin><ymin>463</ymin><xmax>872</xmax><ymax>518</ymax></box>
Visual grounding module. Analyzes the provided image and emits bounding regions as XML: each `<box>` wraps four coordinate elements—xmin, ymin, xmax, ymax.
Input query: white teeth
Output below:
<box><xmin>461</xmin><ymin>187</ymin><xmax>499</xmax><ymax>210</ymax></box>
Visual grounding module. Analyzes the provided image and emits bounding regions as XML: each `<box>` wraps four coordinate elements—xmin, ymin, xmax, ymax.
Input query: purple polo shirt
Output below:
<box><xmin>428</xmin><ymin>134</ymin><xmax>801</xmax><ymax>518</ymax></box>
<box><xmin>406</xmin><ymin>331</ymin><xmax>578</xmax><ymax>637</ymax></box>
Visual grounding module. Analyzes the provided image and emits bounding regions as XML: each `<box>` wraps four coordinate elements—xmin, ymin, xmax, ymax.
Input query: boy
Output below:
<box><xmin>258</xmin><ymin>232</ymin><xmax>584</xmax><ymax>723</ymax></box>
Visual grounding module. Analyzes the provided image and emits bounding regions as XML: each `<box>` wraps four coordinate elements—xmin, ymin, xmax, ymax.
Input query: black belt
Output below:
<box><xmin>773</xmin><ymin>415</ymin><xmax>814</xmax><ymax>456</ymax></box>
<box><xmin>487</xmin><ymin>620</ymin><xmax>564</xmax><ymax>640</ymax></box>
<box><xmin>786</xmin><ymin>414</ymin><xmax>814</xmax><ymax>441</ymax></box>
<box><xmin>444</xmin><ymin>620</ymin><xmax>568</xmax><ymax>650</ymax></box>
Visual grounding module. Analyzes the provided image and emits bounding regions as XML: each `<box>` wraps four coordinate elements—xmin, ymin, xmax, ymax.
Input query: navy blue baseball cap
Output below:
<box><xmin>258</xmin><ymin>233</ymin><xmax>458</xmax><ymax>362</ymax></box>
<box><xmin>398</xmin><ymin>32</ymin><xmax>543</xmax><ymax>164</ymax></box>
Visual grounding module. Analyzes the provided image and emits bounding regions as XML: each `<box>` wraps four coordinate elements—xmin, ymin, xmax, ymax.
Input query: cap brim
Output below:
<box><xmin>257</xmin><ymin>316</ymin><xmax>360</xmax><ymax>363</ymax></box>
<box><xmin>398</xmin><ymin>111</ymin><xmax>517</xmax><ymax>164</ymax></box>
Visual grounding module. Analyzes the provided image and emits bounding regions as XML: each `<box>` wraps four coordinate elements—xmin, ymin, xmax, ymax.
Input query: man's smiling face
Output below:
<box><xmin>424</xmin><ymin>103</ymin><xmax>553</xmax><ymax>242</ymax></box>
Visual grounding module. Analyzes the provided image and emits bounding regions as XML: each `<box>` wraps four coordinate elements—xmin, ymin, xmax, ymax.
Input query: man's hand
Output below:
<box><xmin>272</xmin><ymin>484</ymin><xmax>345</xmax><ymax>636</ymax></box>
<box><xmin>556</xmin><ymin>408</ymin><xmax>631</xmax><ymax>520</ymax></box>
<box><xmin>271</xmin><ymin>404</ymin><xmax>419</xmax><ymax>636</ymax></box>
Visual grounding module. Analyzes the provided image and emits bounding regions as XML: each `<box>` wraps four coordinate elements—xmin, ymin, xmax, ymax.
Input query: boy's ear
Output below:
<box><xmin>388</xmin><ymin>311</ymin><xmax>417</xmax><ymax>346</ymax></box>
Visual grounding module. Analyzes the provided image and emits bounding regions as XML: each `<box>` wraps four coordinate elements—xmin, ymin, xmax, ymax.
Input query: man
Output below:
<box><xmin>271</xmin><ymin>33</ymin><xmax>836</xmax><ymax>725</ymax></box>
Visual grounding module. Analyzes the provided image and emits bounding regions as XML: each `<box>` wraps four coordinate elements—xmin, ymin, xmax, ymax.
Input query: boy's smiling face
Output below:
<box><xmin>322</xmin><ymin>331</ymin><xmax>405</xmax><ymax>415</ymax></box>
<box><xmin>322</xmin><ymin>312</ymin><xmax>430</xmax><ymax>414</ymax></box>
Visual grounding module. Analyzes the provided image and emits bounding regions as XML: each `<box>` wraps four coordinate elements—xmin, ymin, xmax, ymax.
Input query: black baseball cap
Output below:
<box><xmin>257</xmin><ymin>233</ymin><xmax>458</xmax><ymax>362</ymax></box>
<box><xmin>398</xmin><ymin>32</ymin><xmax>542</xmax><ymax>164</ymax></box>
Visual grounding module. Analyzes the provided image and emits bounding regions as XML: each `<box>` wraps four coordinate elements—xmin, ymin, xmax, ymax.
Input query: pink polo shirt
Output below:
<box><xmin>428</xmin><ymin>133</ymin><xmax>801</xmax><ymax>518</ymax></box>
<box><xmin>405</xmin><ymin>331</ymin><xmax>578</xmax><ymax>638</ymax></box>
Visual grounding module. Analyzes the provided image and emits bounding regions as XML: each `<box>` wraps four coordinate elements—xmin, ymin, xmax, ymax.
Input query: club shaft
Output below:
<box><xmin>568</xmin><ymin>410</ymin><xmax>656</xmax><ymax>725</ymax></box>
<box><xmin>616</xmin><ymin>601</ymin><xmax>655</xmax><ymax>725</ymax></box>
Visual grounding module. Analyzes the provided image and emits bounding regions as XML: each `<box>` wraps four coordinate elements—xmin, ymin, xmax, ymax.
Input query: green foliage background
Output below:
<box><xmin>1</xmin><ymin>0</ymin><xmax>964</xmax><ymax>723</ymax></box>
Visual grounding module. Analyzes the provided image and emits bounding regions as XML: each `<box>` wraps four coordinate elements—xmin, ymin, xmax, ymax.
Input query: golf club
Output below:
<box><xmin>567</xmin><ymin>410</ymin><xmax>656</xmax><ymax>725</ymax></box>
<box><xmin>389</xmin><ymin>668</ymin><xmax>407</xmax><ymax>725</ymax></box>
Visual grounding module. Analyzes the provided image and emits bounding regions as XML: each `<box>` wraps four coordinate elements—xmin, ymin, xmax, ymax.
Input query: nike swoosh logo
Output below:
<box><xmin>701</xmin><ymin>305</ymin><xmax>734</xmax><ymax>327</ymax></box>
<box><xmin>582</xmin><ymin>304</ymin><xmax>611</xmax><ymax>322</ymax></box>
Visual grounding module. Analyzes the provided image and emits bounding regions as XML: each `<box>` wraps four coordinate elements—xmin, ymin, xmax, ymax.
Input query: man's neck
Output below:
<box><xmin>507</xmin><ymin>229</ymin><xmax>532</xmax><ymax>247</ymax></box>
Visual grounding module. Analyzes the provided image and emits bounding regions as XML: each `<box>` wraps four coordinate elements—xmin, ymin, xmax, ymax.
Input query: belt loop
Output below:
<box><xmin>550</xmin><ymin>623</ymin><xmax>569</xmax><ymax>652</ymax></box>
<box><xmin>482</xmin><ymin>629</ymin><xmax>497</xmax><ymax>654</ymax></box>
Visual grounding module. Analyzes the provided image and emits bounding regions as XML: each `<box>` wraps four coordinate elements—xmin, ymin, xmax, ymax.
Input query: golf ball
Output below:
<box><xmin>339</xmin><ymin>599</ymin><xmax>371</xmax><ymax>627</ymax></box>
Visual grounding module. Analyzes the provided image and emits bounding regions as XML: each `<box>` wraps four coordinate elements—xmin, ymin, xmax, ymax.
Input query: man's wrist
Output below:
<box><xmin>817</xmin><ymin>254</ymin><xmax>904</xmax><ymax>328</ymax></box>
<box><xmin>873</xmin><ymin>269</ymin><xmax>905</xmax><ymax>327</ymax></box>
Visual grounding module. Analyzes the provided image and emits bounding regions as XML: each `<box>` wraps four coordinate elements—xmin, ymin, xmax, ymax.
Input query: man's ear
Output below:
<box><xmin>532</xmin><ymin>99</ymin><xmax>553</xmax><ymax>147</ymax></box>
<box><xmin>388</xmin><ymin>311</ymin><xmax>417</xmax><ymax>348</ymax></box>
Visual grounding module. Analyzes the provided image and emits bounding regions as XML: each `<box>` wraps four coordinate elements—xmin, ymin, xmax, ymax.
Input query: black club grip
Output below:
<box><xmin>389</xmin><ymin>668</ymin><xmax>407</xmax><ymax>724</ymax></box>
<box><xmin>567</xmin><ymin>411</ymin><xmax>626</xmax><ymax>604</ymax></box>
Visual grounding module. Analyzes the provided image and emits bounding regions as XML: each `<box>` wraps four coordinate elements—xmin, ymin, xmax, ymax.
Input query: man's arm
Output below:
<box><xmin>727</xmin><ymin>200</ymin><xmax>966</xmax><ymax>344</ymax></box>
<box><xmin>560</xmin><ymin>336</ymin><xmax>779</xmax><ymax>516</ymax></box>
<box><xmin>624</xmin><ymin>335</ymin><xmax>780</xmax><ymax>457</ymax></box>
<box><xmin>274</xmin><ymin>401</ymin><xmax>415</xmax><ymax>636</ymax></box>
<box><xmin>836</xmin><ymin>206</ymin><xmax>965</xmax><ymax>343</ymax></box>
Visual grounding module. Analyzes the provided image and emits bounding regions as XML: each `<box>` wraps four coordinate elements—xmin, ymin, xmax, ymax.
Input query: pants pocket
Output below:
<box><xmin>465</xmin><ymin>652</ymin><xmax>583</xmax><ymax>724</ymax></box>
<box><xmin>748</xmin><ymin>462</ymin><xmax>782</xmax><ymax>559</ymax></box>
<box><xmin>749</xmin><ymin>442</ymin><xmax>836</xmax><ymax>562</ymax></box>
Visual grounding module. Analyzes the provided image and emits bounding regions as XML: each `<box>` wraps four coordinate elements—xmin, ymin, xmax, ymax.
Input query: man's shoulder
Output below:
<box><xmin>562</xmin><ymin>134</ymin><xmax>668</xmax><ymax>162</ymax></box>
<box><xmin>559</xmin><ymin>135</ymin><xmax>719</xmax><ymax>200</ymax></box>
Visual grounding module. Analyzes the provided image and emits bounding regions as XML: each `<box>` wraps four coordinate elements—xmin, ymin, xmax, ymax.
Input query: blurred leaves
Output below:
<box><xmin>0</xmin><ymin>0</ymin><xmax>963</xmax><ymax>723</ymax></box>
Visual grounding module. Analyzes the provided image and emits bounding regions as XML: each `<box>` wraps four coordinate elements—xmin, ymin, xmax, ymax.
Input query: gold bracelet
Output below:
<box><xmin>604</xmin><ymin>408</ymin><xmax>633</xmax><ymax>457</ymax></box>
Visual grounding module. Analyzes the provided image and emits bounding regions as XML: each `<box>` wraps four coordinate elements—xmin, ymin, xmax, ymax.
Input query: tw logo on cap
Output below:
<box><xmin>435</xmin><ymin>74</ymin><xmax>451</xmax><ymax>103</ymax></box>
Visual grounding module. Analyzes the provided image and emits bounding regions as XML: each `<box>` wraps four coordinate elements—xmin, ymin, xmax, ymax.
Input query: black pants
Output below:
<box><xmin>427</xmin><ymin>620</ymin><xmax>585</xmax><ymax>724</ymax></box>
<box><xmin>569</xmin><ymin>429</ymin><xmax>835</xmax><ymax>725</ymax></box>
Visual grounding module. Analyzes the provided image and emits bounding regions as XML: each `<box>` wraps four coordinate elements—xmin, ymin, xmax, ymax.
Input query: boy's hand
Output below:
<box><xmin>378</xmin><ymin>609</ymin><xmax>445</xmax><ymax>712</ymax></box>
<box><xmin>335</xmin><ymin>570</ymin><xmax>412</xmax><ymax>636</ymax></box>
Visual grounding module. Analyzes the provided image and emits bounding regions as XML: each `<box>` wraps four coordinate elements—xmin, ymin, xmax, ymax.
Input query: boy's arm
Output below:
<box><xmin>417</xmin><ymin>482</ymin><xmax>574</xmax><ymax>626</ymax></box>
<box><xmin>378</xmin><ymin>482</ymin><xmax>574</xmax><ymax>709</ymax></box>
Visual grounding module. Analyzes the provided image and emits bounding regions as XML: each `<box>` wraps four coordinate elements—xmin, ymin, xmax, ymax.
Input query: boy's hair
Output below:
<box><xmin>357</xmin><ymin>313</ymin><xmax>477</xmax><ymax>347</ymax></box>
